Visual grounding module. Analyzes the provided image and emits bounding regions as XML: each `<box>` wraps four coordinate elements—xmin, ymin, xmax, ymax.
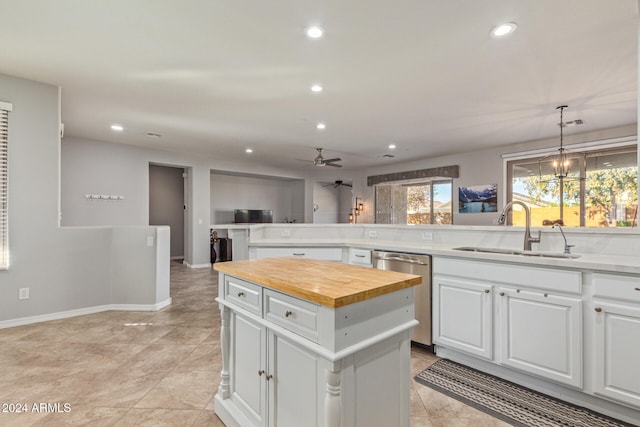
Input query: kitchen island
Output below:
<box><xmin>213</xmin><ymin>257</ymin><xmax>421</xmax><ymax>427</ymax></box>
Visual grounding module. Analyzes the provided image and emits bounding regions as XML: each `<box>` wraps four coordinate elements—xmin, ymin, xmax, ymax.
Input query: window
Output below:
<box><xmin>507</xmin><ymin>144</ymin><xmax>638</xmax><ymax>227</ymax></box>
<box><xmin>375</xmin><ymin>180</ymin><xmax>453</xmax><ymax>225</ymax></box>
<box><xmin>0</xmin><ymin>101</ymin><xmax>11</xmax><ymax>269</ymax></box>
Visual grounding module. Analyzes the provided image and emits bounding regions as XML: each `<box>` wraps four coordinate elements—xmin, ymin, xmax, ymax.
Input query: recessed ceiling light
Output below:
<box><xmin>311</xmin><ymin>84</ymin><xmax>323</xmax><ymax>93</ymax></box>
<box><xmin>388</xmin><ymin>144</ymin><xmax>396</xmax><ymax>150</ymax></box>
<box><xmin>316</xmin><ymin>122</ymin><xmax>326</xmax><ymax>130</ymax></box>
<box><xmin>490</xmin><ymin>22</ymin><xmax>517</xmax><ymax>38</ymax></box>
<box><xmin>110</xmin><ymin>124</ymin><xmax>123</xmax><ymax>132</ymax></box>
<box><xmin>306</xmin><ymin>26</ymin><xmax>324</xmax><ymax>39</ymax></box>
<box><xmin>245</xmin><ymin>148</ymin><xmax>253</xmax><ymax>154</ymax></box>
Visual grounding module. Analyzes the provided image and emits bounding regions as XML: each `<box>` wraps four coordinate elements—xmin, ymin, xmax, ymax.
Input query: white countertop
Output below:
<box><xmin>248</xmin><ymin>239</ymin><xmax>640</xmax><ymax>275</ymax></box>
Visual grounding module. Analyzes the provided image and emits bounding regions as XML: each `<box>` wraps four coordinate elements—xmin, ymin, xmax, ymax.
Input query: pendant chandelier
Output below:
<box><xmin>553</xmin><ymin>105</ymin><xmax>570</xmax><ymax>178</ymax></box>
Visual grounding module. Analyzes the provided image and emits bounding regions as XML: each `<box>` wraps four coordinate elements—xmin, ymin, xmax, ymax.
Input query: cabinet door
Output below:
<box><xmin>433</xmin><ymin>275</ymin><xmax>493</xmax><ymax>359</ymax></box>
<box><xmin>230</xmin><ymin>312</ymin><xmax>267</xmax><ymax>427</ymax></box>
<box><xmin>498</xmin><ymin>288</ymin><xmax>582</xmax><ymax>388</ymax></box>
<box><xmin>268</xmin><ymin>331</ymin><xmax>319</xmax><ymax>427</ymax></box>
<box><xmin>593</xmin><ymin>301</ymin><xmax>640</xmax><ymax>407</ymax></box>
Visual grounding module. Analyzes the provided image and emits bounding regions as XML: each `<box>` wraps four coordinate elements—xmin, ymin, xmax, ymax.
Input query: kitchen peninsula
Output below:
<box><xmin>213</xmin><ymin>257</ymin><xmax>421</xmax><ymax>427</ymax></box>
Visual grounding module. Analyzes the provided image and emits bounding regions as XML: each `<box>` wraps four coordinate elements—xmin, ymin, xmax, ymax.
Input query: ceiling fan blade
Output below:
<box><xmin>325</xmin><ymin>162</ymin><xmax>342</xmax><ymax>168</ymax></box>
<box><xmin>323</xmin><ymin>157</ymin><xmax>341</xmax><ymax>163</ymax></box>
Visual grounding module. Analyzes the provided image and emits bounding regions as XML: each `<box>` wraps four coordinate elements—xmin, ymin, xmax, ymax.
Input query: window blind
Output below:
<box><xmin>0</xmin><ymin>102</ymin><xmax>11</xmax><ymax>269</ymax></box>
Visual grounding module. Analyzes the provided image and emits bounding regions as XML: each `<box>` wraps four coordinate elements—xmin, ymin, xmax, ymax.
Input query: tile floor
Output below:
<box><xmin>0</xmin><ymin>263</ymin><xmax>507</xmax><ymax>427</ymax></box>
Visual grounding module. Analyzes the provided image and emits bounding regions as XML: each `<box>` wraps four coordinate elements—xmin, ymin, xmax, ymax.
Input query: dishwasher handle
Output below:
<box><xmin>376</xmin><ymin>256</ymin><xmax>429</xmax><ymax>266</ymax></box>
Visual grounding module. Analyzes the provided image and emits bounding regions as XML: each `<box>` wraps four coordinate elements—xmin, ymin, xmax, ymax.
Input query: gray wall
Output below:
<box><xmin>354</xmin><ymin>124</ymin><xmax>637</xmax><ymax>225</ymax></box>
<box><xmin>149</xmin><ymin>164</ymin><xmax>184</xmax><ymax>258</ymax></box>
<box><xmin>0</xmin><ymin>73</ymin><xmax>168</xmax><ymax>324</ymax></box>
<box><xmin>210</xmin><ymin>173</ymin><xmax>305</xmax><ymax>224</ymax></box>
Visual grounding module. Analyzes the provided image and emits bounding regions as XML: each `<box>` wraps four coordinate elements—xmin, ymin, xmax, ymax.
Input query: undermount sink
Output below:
<box><xmin>452</xmin><ymin>246</ymin><xmax>581</xmax><ymax>259</ymax></box>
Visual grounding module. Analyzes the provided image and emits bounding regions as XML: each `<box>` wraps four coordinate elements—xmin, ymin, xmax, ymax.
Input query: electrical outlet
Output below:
<box><xmin>281</xmin><ymin>229</ymin><xmax>291</xmax><ymax>237</ymax></box>
<box><xmin>19</xmin><ymin>288</ymin><xmax>29</xmax><ymax>300</ymax></box>
<box><xmin>368</xmin><ymin>230</ymin><xmax>378</xmax><ymax>238</ymax></box>
<box><xmin>421</xmin><ymin>231</ymin><xmax>433</xmax><ymax>241</ymax></box>
<box><xmin>147</xmin><ymin>236</ymin><xmax>154</xmax><ymax>246</ymax></box>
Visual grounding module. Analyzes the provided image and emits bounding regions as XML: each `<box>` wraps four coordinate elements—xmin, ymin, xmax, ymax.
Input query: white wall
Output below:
<box><xmin>210</xmin><ymin>173</ymin><xmax>305</xmax><ymax>224</ymax></box>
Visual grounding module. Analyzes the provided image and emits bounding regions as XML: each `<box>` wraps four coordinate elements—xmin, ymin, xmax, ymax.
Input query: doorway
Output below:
<box><xmin>149</xmin><ymin>164</ymin><xmax>185</xmax><ymax>259</ymax></box>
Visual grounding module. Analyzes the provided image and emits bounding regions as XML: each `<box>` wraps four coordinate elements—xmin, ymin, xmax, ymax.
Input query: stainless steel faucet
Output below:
<box><xmin>497</xmin><ymin>201</ymin><xmax>541</xmax><ymax>251</ymax></box>
<box><xmin>552</xmin><ymin>223</ymin><xmax>575</xmax><ymax>254</ymax></box>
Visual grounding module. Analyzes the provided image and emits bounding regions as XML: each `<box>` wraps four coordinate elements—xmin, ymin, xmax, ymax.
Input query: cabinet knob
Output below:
<box><xmin>258</xmin><ymin>370</ymin><xmax>265</xmax><ymax>376</ymax></box>
<box><xmin>635</xmin><ymin>288</ymin><xmax>640</xmax><ymax>291</ymax></box>
<box><xmin>285</xmin><ymin>310</ymin><xmax>293</xmax><ymax>317</ymax></box>
<box><xmin>484</xmin><ymin>289</ymin><xmax>490</xmax><ymax>293</ymax></box>
<box><xmin>595</xmin><ymin>307</ymin><xmax>602</xmax><ymax>313</ymax></box>
<box><xmin>499</xmin><ymin>292</ymin><xmax>505</xmax><ymax>296</ymax></box>
<box><xmin>266</xmin><ymin>374</ymin><xmax>273</xmax><ymax>381</ymax></box>
<box><xmin>237</xmin><ymin>291</ymin><xmax>245</xmax><ymax>297</ymax></box>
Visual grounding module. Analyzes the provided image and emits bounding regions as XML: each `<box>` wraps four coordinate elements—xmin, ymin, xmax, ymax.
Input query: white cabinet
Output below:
<box><xmin>348</xmin><ymin>248</ymin><xmax>372</xmax><ymax>267</ymax></box>
<box><xmin>592</xmin><ymin>273</ymin><xmax>640</xmax><ymax>407</ymax></box>
<box><xmin>497</xmin><ymin>287</ymin><xmax>582</xmax><ymax>388</ymax></box>
<box><xmin>216</xmin><ymin>270</ymin><xmax>416</xmax><ymax>427</ymax></box>
<box><xmin>433</xmin><ymin>275</ymin><xmax>493</xmax><ymax>359</ymax></box>
<box><xmin>433</xmin><ymin>257</ymin><xmax>583</xmax><ymax>388</ymax></box>
<box><xmin>252</xmin><ymin>246</ymin><xmax>343</xmax><ymax>262</ymax></box>
<box><xmin>229</xmin><ymin>310</ymin><xmax>320</xmax><ymax>427</ymax></box>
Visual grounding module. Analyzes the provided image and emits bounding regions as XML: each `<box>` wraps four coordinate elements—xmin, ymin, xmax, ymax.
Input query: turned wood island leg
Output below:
<box><xmin>218</xmin><ymin>304</ymin><xmax>230</xmax><ymax>399</ymax></box>
<box><xmin>325</xmin><ymin>368</ymin><xmax>342</xmax><ymax>427</ymax></box>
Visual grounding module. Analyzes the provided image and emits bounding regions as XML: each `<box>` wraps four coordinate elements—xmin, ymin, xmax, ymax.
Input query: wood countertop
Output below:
<box><xmin>214</xmin><ymin>257</ymin><xmax>421</xmax><ymax>308</ymax></box>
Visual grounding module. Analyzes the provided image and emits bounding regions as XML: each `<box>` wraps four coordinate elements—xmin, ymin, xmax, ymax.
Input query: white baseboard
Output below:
<box><xmin>0</xmin><ymin>298</ymin><xmax>173</xmax><ymax>329</ymax></box>
<box><xmin>186</xmin><ymin>263</ymin><xmax>211</xmax><ymax>269</ymax></box>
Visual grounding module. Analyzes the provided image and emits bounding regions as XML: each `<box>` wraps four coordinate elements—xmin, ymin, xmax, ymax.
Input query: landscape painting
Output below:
<box><xmin>459</xmin><ymin>184</ymin><xmax>498</xmax><ymax>213</ymax></box>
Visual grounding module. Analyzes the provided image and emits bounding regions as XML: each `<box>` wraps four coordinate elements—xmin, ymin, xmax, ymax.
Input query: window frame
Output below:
<box><xmin>0</xmin><ymin>101</ymin><xmax>12</xmax><ymax>270</ymax></box>
<box><xmin>374</xmin><ymin>178</ymin><xmax>454</xmax><ymax>225</ymax></box>
<box><xmin>504</xmin><ymin>138</ymin><xmax>638</xmax><ymax>227</ymax></box>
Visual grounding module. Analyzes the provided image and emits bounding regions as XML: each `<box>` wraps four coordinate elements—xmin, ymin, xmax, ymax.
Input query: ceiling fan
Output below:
<box><xmin>312</xmin><ymin>148</ymin><xmax>342</xmax><ymax>168</ymax></box>
<box><xmin>323</xmin><ymin>180</ymin><xmax>352</xmax><ymax>188</ymax></box>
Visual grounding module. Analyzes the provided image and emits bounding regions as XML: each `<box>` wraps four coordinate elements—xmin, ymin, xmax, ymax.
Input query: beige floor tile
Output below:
<box><xmin>32</xmin><ymin>406</ymin><xmax>130</xmax><ymax>427</ymax></box>
<box><xmin>121</xmin><ymin>343</ymin><xmax>197</xmax><ymax>372</ymax></box>
<box><xmin>157</xmin><ymin>326</ymin><xmax>213</xmax><ymax>345</ymax></box>
<box><xmin>192</xmin><ymin>410</ymin><xmax>226</xmax><ymax>426</ymax></box>
<box><xmin>64</xmin><ymin>369</ymin><xmax>167</xmax><ymax>408</ymax></box>
<box><xmin>134</xmin><ymin>370</ymin><xmax>217</xmax><ymax>410</ymax></box>
<box><xmin>174</xmin><ymin>344</ymin><xmax>220</xmax><ymax>373</ymax></box>
<box><xmin>112</xmin><ymin>408</ymin><xmax>202</xmax><ymax>427</ymax></box>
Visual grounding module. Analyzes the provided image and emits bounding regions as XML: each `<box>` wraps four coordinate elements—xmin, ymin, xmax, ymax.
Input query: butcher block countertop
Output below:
<box><xmin>214</xmin><ymin>257</ymin><xmax>421</xmax><ymax>308</ymax></box>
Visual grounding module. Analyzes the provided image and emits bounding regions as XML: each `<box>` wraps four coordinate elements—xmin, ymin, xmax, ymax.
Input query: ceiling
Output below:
<box><xmin>1</xmin><ymin>0</ymin><xmax>637</xmax><ymax>171</ymax></box>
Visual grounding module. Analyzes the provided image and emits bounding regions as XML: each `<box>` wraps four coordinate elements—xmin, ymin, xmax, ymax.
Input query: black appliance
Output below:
<box><xmin>234</xmin><ymin>209</ymin><xmax>273</xmax><ymax>223</ymax></box>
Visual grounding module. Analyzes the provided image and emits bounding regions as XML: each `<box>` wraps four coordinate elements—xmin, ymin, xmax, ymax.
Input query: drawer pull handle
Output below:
<box><xmin>237</xmin><ymin>291</ymin><xmax>245</xmax><ymax>297</ymax></box>
<box><xmin>635</xmin><ymin>288</ymin><xmax>640</xmax><ymax>291</ymax></box>
<box><xmin>258</xmin><ymin>370</ymin><xmax>265</xmax><ymax>376</ymax></box>
<box><xmin>293</xmin><ymin>253</ymin><xmax>305</xmax><ymax>256</ymax></box>
<box><xmin>595</xmin><ymin>307</ymin><xmax>602</xmax><ymax>313</ymax></box>
<box><xmin>355</xmin><ymin>254</ymin><xmax>366</xmax><ymax>258</ymax></box>
<box><xmin>266</xmin><ymin>374</ymin><xmax>273</xmax><ymax>381</ymax></box>
<box><xmin>484</xmin><ymin>289</ymin><xmax>490</xmax><ymax>293</ymax></box>
<box><xmin>499</xmin><ymin>292</ymin><xmax>505</xmax><ymax>296</ymax></box>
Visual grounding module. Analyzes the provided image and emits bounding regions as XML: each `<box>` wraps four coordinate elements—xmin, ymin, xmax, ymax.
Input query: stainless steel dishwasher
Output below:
<box><xmin>372</xmin><ymin>251</ymin><xmax>432</xmax><ymax>346</ymax></box>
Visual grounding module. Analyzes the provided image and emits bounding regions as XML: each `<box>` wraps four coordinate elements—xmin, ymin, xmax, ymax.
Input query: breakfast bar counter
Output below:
<box><xmin>213</xmin><ymin>257</ymin><xmax>421</xmax><ymax>427</ymax></box>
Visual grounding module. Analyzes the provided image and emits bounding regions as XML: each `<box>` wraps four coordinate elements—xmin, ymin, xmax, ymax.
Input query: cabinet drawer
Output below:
<box><xmin>255</xmin><ymin>247</ymin><xmax>343</xmax><ymax>262</ymax></box>
<box><xmin>225</xmin><ymin>277</ymin><xmax>262</xmax><ymax>315</ymax></box>
<box><xmin>264</xmin><ymin>289</ymin><xmax>318</xmax><ymax>341</ymax></box>
<box><xmin>349</xmin><ymin>248</ymin><xmax>372</xmax><ymax>265</ymax></box>
<box><xmin>593</xmin><ymin>273</ymin><xmax>640</xmax><ymax>303</ymax></box>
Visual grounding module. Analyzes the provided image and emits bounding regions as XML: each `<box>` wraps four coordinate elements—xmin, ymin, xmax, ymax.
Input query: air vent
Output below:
<box><xmin>146</xmin><ymin>132</ymin><xmax>162</xmax><ymax>138</ymax></box>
